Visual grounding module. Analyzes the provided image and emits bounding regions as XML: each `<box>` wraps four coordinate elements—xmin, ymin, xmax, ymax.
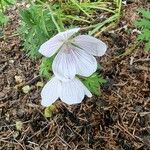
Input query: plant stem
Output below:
<box><xmin>71</xmin><ymin>0</ymin><xmax>91</xmax><ymax>18</ymax></box>
<box><xmin>116</xmin><ymin>0</ymin><xmax>122</xmax><ymax>21</ymax></box>
<box><xmin>37</xmin><ymin>0</ymin><xmax>61</xmax><ymax>33</ymax></box>
<box><xmin>106</xmin><ymin>42</ymin><xmax>139</xmax><ymax>65</ymax></box>
<box><xmin>89</xmin><ymin>14</ymin><xmax>118</xmax><ymax>35</ymax></box>
<box><xmin>28</xmin><ymin>0</ymin><xmax>34</xmax><ymax>5</ymax></box>
<box><xmin>0</xmin><ymin>0</ymin><xmax>4</xmax><ymax>13</ymax></box>
<box><xmin>48</xmin><ymin>5</ymin><xmax>61</xmax><ymax>33</ymax></box>
<box><xmin>41</xmin><ymin>11</ymin><xmax>49</xmax><ymax>37</ymax></box>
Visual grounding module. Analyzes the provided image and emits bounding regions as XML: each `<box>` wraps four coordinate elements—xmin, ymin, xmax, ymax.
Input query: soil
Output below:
<box><xmin>0</xmin><ymin>1</ymin><xmax>150</xmax><ymax>150</ymax></box>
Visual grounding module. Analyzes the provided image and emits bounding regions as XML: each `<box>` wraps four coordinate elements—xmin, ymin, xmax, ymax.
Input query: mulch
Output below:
<box><xmin>0</xmin><ymin>1</ymin><xmax>150</xmax><ymax>150</ymax></box>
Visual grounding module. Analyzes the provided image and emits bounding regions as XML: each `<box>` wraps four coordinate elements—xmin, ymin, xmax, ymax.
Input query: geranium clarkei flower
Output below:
<box><xmin>41</xmin><ymin>76</ymin><xmax>92</xmax><ymax>106</ymax></box>
<box><xmin>39</xmin><ymin>28</ymin><xmax>107</xmax><ymax>81</ymax></box>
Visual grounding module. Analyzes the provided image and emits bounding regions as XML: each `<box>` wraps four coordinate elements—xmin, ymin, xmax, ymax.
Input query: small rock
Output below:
<box><xmin>9</xmin><ymin>60</ymin><xmax>14</xmax><ymax>64</ymax></box>
<box><xmin>15</xmin><ymin>75</ymin><xmax>23</xmax><ymax>84</ymax></box>
<box><xmin>44</xmin><ymin>105</ymin><xmax>56</xmax><ymax>118</ymax></box>
<box><xmin>5</xmin><ymin>113</ymin><xmax>10</xmax><ymax>121</ymax></box>
<box><xmin>0</xmin><ymin>92</ymin><xmax>5</xmax><ymax>98</ymax></box>
<box><xmin>34</xmin><ymin>147</ymin><xmax>40</xmax><ymax>150</ymax></box>
<box><xmin>22</xmin><ymin>85</ymin><xmax>31</xmax><ymax>94</ymax></box>
<box><xmin>36</xmin><ymin>81</ymin><xmax>44</xmax><ymax>87</ymax></box>
<box><xmin>13</xmin><ymin>131</ymin><xmax>20</xmax><ymax>138</ymax></box>
<box><xmin>16</xmin><ymin>120</ymin><xmax>23</xmax><ymax>131</ymax></box>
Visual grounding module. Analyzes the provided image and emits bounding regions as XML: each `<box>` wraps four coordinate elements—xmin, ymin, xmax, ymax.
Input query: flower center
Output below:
<box><xmin>61</xmin><ymin>39</ymin><xmax>74</xmax><ymax>54</ymax></box>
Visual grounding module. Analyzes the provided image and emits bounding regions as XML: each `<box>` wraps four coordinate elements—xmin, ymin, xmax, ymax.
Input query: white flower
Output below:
<box><xmin>41</xmin><ymin>76</ymin><xmax>92</xmax><ymax>107</ymax></box>
<box><xmin>39</xmin><ymin>28</ymin><xmax>107</xmax><ymax>81</ymax></box>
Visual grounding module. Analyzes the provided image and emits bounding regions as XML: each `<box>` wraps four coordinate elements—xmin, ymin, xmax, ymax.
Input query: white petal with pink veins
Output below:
<box><xmin>72</xmin><ymin>46</ymin><xmax>97</xmax><ymax>77</ymax></box>
<box><xmin>41</xmin><ymin>76</ymin><xmax>61</xmax><ymax>106</ymax></box>
<box><xmin>39</xmin><ymin>37</ymin><xmax>63</xmax><ymax>57</ymax></box>
<box><xmin>60</xmin><ymin>28</ymin><xmax>80</xmax><ymax>40</ymax></box>
<box><xmin>52</xmin><ymin>47</ymin><xmax>76</xmax><ymax>81</ymax></box>
<box><xmin>60</xmin><ymin>78</ymin><xmax>92</xmax><ymax>104</ymax></box>
<box><xmin>74</xmin><ymin>35</ymin><xmax>107</xmax><ymax>56</ymax></box>
<box><xmin>39</xmin><ymin>28</ymin><xmax>80</xmax><ymax>57</ymax></box>
<box><xmin>40</xmin><ymin>76</ymin><xmax>92</xmax><ymax>106</ymax></box>
<box><xmin>52</xmin><ymin>45</ymin><xmax>97</xmax><ymax>80</ymax></box>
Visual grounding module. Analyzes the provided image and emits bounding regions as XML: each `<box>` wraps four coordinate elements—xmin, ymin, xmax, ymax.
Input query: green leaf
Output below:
<box><xmin>3</xmin><ymin>0</ymin><xmax>15</xmax><ymax>5</ymax></box>
<box><xmin>143</xmin><ymin>29</ymin><xmax>150</xmax><ymax>40</ymax></box>
<box><xmin>138</xmin><ymin>8</ymin><xmax>150</xmax><ymax>19</ymax></box>
<box><xmin>39</xmin><ymin>57</ymin><xmax>54</xmax><ymax>79</ymax></box>
<box><xmin>135</xmin><ymin>19</ymin><xmax>150</xmax><ymax>29</ymax></box>
<box><xmin>137</xmin><ymin>29</ymin><xmax>150</xmax><ymax>41</ymax></box>
<box><xmin>81</xmin><ymin>73</ymin><xmax>106</xmax><ymax>96</ymax></box>
<box><xmin>137</xmin><ymin>33</ymin><xmax>145</xmax><ymax>41</ymax></box>
<box><xmin>18</xmin><ymin>4</ymin><xmax>57</xmax><ymax>58</ymax></box>
<box><xmin>135</xmin><ymin>8</ymin><xmax>150</xmax><ymax>52</ymax></box>
<box><xmin>0</xmin><ymin>11</ymin><xmax>9</xmax><ymax>25</ymax></box>
<box><xmin>145</xmin><ymin>41</ymin><xmax>150</xmax><ymax>51</ymax></box>
<box><xmin>20</xmin><ymin>9</ymin><xmax>35</xmax><ymax>26</ymax></box>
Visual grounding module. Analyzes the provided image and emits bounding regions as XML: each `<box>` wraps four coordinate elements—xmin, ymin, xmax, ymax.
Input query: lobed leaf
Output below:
<box><xmin>138</xmin><ymin>8</ymin><xmax>150</xmax><ymax>19</ymax></box>
<box><xmin>18</xmin><ymin>4</ymin><xmax>57</xmax><ymax>58</ymax></box>
<box><xmin>145</xmin><ymin>41</ymin><xmax>150</xmax><ymax>51</ymax></box>
<box><xmin>135</xmin><ymin>8</ymin><xmax>150</xmax><ymax>52</ymax></box>
<box><xmin>135</xmin><ymin>19</ymin><xmax>150</xmax><ymax>29</ymax></box>
<box><xmin>81</xmin><ymin>73</ymin><xmax>106</xmax><ymax>96</ymax></box>
<box><xmin>39</xmin><ymin>57</ymin><xmax>54</xmax><ymax>79</ymax></box>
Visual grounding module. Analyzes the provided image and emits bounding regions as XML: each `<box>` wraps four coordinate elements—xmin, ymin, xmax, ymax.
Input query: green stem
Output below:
<box><xmin>47</xmin><ymin>5</ymin><xmax>61</xmax><ymax>33</ymax></box>
<box><xmin>116</xmin><ymin>0</ymin><xmax>122</xmax><ymax>21</ymax></box>
<box><xmin>71</xmin><ymin>0</ymin><xmax>91</xmax><ymax>18</ymax></box>
<box><xmin>0</xmin><ymin>0</ymin><xmax>4</xmax><ymax>13</ymax></box>
<box><xmin>28</xmin><ymin>0</ymin><xmax>34</xmax><ymax>5</ymax></box>
<box><xmin>89</xmin><ymin>14</ymin><xmax>118</xmax><ymax>35</ymax></box>
<box><xmin>83</xmin><ymin>5</ymin><xmax>115</xmax><ymax>13</ymax></box>
<box><xmin>37</xmin><ymin>0</ymin><xmax>61</xmax><ymax>33</ymax></box>
<box><xmin>0</xmin><ymin>0</ymin><xmax>5</xmax><ymax>30</ymax></box>
<box><xmin>41</xmin><ymin>11</ymin><xmax>49</xmax><ymax>37</ymax></box>
<box><xmin>57</xmin><ymin>13</ymin><xmax>65</xmax><ymax>31</ymax></box>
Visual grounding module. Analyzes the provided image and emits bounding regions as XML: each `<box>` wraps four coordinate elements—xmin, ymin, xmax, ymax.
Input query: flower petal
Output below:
<box><xmin>39</xmin><ymin>38</ymin><xmax>63</xmax><ymax>57</ymax></box>
<box><xmin>41</xmin><ymin>76</ymin><xmax>61</xmax><ymax>106</ymax></box>
<box><xmin>60</xmin><ymin>28</ymin><xmax>80</xmax><ymax>40</ymax></box>
<box><xmin>73</xmin><ymin>35</ymin><xmax>107</xmax><ymax>56</ymax></box>
<box><xmin>60</xmin><ymin>78</ymin><xmax>90</xmax><ymax>104</ymax></box>
<box><xmin>72</xmin><ymin>47</ymin><xmax>97</xmax><ymax>77</ymax></box>
<box><xmin>52</xmin><ymin>47</ymin><xmax>76</xmax><ymax>81</ymax></box>
<box><xmin>83</xmin><ymin>85</ymin><xmax>92</xmax><ymax>97</ymax></box>
<box><xmin>39</xmin><ymin>28</ymin><xmax>80</xmax><ymax>57</ymax></box>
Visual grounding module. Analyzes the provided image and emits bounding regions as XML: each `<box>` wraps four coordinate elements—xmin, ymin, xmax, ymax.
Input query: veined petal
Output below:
<box><xmin>60</xmin><ymin>78</ymin><xmax>90</xmax><ymax>104</ymax></box>
<box><xmin>60</xmin><ymin>28</ymin><xmax>80</xmax><ymax>40</ymax></box>
<box><xmin>83</xmin><ymin>84</ymin><xmax>92</xmax><ymax>97</ymax></box>
<box><xmin>76</xmin><ymin>78</ymin><xmax>92</xmax><ymax>97</ymax></box>
<box><xmin>41</xmin><ymin>76</ymin><xmax>61</xmax><ymax>106</ymax></box>
<box><xmin>39</xmin><ymin>37</ymin><xmax>63</xmax><ymax>57</ymax></box>
<box><xmin>72</xmin><ymin>47</ymin><xmax>97</xmax><ymax>77</ymax></box>
<box><xmin>52</xmin><ymin>46</ymin><xmax>76</xmax><ymax>81</ymax></box>
<box><xmin>39</xmin><ymin>28</ymin><xmax>80</xmax><ymax>57</ymax></box>
<box><xmin>73</xmin><ymin>35</ymin><xmax>107</xmax><ymax>56</ymax></box>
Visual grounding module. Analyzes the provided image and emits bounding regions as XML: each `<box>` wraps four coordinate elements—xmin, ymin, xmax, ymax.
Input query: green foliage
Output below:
<box><xmin>39</xmin><ymin>56</ymin><xmax>107</xmax><ymax>96</ymax></box>
<box><xmin>81</xmin><ymin>73</ymin><xmax>106</xmax><ymax>96</ymax></box>
<box><xmin>0</xmin><ymin>0</ymin><xmax>15</xmax><ymax>26</ymax></box>
<box><xmin>0</xmin><ymin>11</ymin><xmax>8</xmax><ymax>25</ymax></box>
<box><xmin>0</xmin><ymin>0</ymin><xmax>15</xmax><ymax>10</ymax></box>
<box><xmin>39</xmin><ymin>56</ymin><xmax>55</xmax><ymax>79</ymax></box>
<box><xmin>18</xmin><ymin>0</ymin><xmax>122</xmax><ymax>58</ymax></box>
<box><xmin>18</xmin><ymin>4</ymin><xmax>57</xmax><ymax>58</ymax></box>
<box><xmin>135</xmin><ymin>8</ymin><xmax>150</xmax><ymax>51</ymax></box>
<box><xmin>18</xmin><ymin>1</ymin><xmax>112</xmax><ymax>97</ymax></box>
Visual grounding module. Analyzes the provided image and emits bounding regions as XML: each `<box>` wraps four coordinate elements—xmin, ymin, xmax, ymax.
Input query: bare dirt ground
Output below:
<box><xmin>0</xmin><ymin>1</ymin><xmax>150</xmax><ymax>150</ymax></box>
